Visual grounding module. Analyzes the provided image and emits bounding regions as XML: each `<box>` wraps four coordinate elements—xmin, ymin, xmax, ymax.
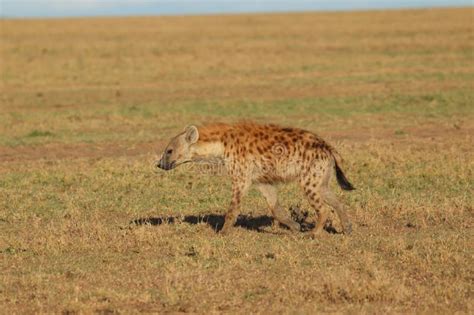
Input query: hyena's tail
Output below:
<box><xmin>325</xmin><ymin>144</ymin><xmax>355</xmax><ymax>191</ymax></box>
<box><xmin>334</xmin><ymin>161</ymin><xmax>355</xmax><ymax>191</ymax></box>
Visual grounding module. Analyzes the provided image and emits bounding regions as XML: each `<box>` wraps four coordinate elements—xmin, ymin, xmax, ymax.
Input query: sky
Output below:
<box><xmin>1</xmin><ymin>0</ymin><xmax>472</xmax><ymax>18</ymax></box>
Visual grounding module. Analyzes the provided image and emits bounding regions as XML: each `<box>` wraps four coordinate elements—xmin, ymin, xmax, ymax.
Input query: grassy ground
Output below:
<box><xmin>1</xmin><ymin>7</ymin><xmax>473</xmax><ymax>313</ymax></box>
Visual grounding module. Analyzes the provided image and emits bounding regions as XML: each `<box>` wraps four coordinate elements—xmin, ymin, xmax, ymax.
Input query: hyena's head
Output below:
<box><xmin>157</xmin><ymin>125</ymin><xmax>199</xmax><ymax>171</ymax></box>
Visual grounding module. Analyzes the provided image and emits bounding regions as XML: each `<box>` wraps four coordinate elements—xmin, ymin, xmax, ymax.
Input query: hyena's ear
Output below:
<box><xmin>184</xmin><ymin>125</ymin><xmax>199</xmax><ymax>144</ymax></box>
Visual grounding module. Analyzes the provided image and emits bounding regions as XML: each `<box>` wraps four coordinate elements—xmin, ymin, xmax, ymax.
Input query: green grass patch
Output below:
<box><xmin>26</xmin><ymin>130</ymin><xmax>55</xmax><ymax>138</ymax></box>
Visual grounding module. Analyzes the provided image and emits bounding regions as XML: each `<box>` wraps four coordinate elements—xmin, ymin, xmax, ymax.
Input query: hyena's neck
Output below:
<box><xmin>191</xmin><ymin>141</ymin><xmax>225</xmax><ymax>162</ymax></box>
<box><xmin>190</xmin><ymin>124</ymin><xmax>231</xmax><ymax>162</ymax></box>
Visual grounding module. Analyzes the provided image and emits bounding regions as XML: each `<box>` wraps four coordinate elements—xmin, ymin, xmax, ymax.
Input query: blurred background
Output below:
<box><xmin>2</xmin><ymin>0</ymin><xmax>472</xmax><ymax>18</ymax></box>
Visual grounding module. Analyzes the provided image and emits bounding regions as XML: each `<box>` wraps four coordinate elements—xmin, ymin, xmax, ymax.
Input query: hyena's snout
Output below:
<box><xmin>156</xmin><ymin>156</ymin><xmax>175</xmax><ymax>171</ymax></box>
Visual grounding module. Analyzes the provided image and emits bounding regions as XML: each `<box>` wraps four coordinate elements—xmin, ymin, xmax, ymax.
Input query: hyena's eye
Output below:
<box><xmin>166</xmin><ymin>149</ymin><xmax>173</xmax><ymax>155</ymax></box>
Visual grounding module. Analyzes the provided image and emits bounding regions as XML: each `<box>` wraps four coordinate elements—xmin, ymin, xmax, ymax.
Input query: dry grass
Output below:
<box><xmin>1</xmin><ymin>8</ymin><xmax>473</xmax><ymax>314</ymax></box>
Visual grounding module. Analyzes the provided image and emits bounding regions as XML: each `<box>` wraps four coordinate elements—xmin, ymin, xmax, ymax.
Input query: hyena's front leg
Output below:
<box><xmin>220</xmin><ymin>178</ymin><xmax>251</xmax><ymax>234</ymax></box>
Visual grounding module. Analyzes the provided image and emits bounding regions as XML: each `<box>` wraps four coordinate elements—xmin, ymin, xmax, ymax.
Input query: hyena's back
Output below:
<box><xmin>207</xmin><ymin>123</ymin><xmax>338</xmax><ymax>183</ymax></box>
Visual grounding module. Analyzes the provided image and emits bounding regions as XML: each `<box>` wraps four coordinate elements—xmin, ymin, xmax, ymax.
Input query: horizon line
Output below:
<box><xmin>1</xmin><ymin>4</ymin><xmax>471</xmax><ymax>20</ymax></box>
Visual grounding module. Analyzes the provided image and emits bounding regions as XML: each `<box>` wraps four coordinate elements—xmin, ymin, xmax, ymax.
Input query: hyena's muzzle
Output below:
<box><xmin>156</xmin><ymin>157</ymin><xmax>175</xmax><ymax>171</ymax></box>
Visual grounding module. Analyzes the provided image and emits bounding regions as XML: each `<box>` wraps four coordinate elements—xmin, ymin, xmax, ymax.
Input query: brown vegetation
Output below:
<box><xmin>0</xmin><ymin>7</ymin><xmax>473</xmax><ymax>313</ymax></box>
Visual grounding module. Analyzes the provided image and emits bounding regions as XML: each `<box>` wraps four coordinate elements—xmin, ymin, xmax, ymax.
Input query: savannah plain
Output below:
<box><xmin>1</xmin><ymin>7</ymin><xmax>473</xmax><ymax>313</ymax></box>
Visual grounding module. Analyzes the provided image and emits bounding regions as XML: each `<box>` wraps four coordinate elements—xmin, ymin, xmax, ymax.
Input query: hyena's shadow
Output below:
<box><xmin>130</xmin><ymin>214</ymin><xmax>274</xmax><ymax>232</ymax></box>
<box><xmin>129</xmin><ymin>211</ymin><xmax>336</xmax><ymax>233</ymax></box>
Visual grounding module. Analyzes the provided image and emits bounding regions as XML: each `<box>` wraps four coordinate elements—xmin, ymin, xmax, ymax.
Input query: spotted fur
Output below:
<box><xmin>158</xmin><ymin>122</ymin><xmax>354</xmax><ymax>236</ymax></box>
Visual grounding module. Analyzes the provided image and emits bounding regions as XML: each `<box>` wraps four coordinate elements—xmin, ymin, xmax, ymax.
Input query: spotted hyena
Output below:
<box><xmin>157</xmin><ymin>122</ymin><xmax>355</xmax><ymax>237</ymax></box>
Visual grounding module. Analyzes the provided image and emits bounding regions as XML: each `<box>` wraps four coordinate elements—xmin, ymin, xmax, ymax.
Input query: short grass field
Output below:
<box><xmin>1</xmin><ymin>7</ymin><xmax>473</xmax><ymax>313</ymax></box>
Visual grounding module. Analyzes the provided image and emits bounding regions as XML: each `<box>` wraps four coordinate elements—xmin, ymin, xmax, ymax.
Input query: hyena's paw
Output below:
<box><xmin>306</xmin><ymin>226</ymin><xmax>328</xmax><ymax>239</ymax></box>
<box><xmin>342</xmin><ymin>222</ymin><xmax>353</xmax><ymax>235</ymax></box>
<box><xmin>303</xmin><ymin>231</ymin><xmax>320</xmax><ymax>240</ymax></box>
<box><xmin>286</xmin><ymin>221</ymin><xmax>301</xmax><ymax>233</ymax></box>
<box><xmin>273</xmin><ymin>219</ymin><xmax>301</xmax><ymax>232</ymax></box>
<box><xmin>218</xmin><ymin>225</ymin><xmax>235</xmax><ymax>236</ymax></box>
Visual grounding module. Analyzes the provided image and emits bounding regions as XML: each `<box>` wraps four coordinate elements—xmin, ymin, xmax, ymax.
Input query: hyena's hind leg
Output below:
<box><xmin>257</xmin><ymin>184</ymin><xmax>300</xmax><ymax>232</ymax></box>
<box><xmin>318</xmin><ymin>160</ymin><xmax>353</xmax><ymax>235</ymax></box>
<box><xmin>320</xmin><ymin>177</ymin><xmax>352</xmax><ymax>234</ymax></box>
<box><xmin>300</xmin><ymin>172</ymin><xmax>328</xmax><ymax>237</ymax></box>
<box><xmin>301</xmin><ymin>158</ymin><xmax>352</xmax><ymax>237</ymax></box>
<box><xmin>301</xmin><ymin>157</ymin><xmax>350</xmax><ymax>237</ymax></box>
<box><xmin>320</xmin><ymin>189</ymin><xmax>352</xmax><ymax>234</ymax></box>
